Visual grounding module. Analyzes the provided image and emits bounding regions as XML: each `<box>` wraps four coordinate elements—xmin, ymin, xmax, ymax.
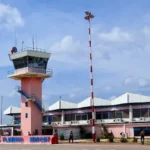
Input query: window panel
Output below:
<box><xmin>88</xmin><ymin>113</ymin><xmax>92</xmax><ymax>120</ymax></box>
<box><xmin>141</xmin><ymin>108</ymin><xmax>148</xmax><ymax>117</ymax></box>
<box><xmin>115</xmin><ymin>111</ymin><xmax>123</xmax><ymax>118</ymax></box>
<box><xmin>82</xmin><ymin>114</ymin><xmax>88</xmax><ymax>120</ymax></box>
<box><xmin>96</xmin><ymin>112</ymin><xmax>102</xmax><ymax>119</ymax></box>
<box><xmin>76</xmin><ymin>115</ymin><xmax>81</xmax><ymax>121</ymax></box>
<box><xmin>52</xmin><ymin>115</ymin><xmax>61</xmax><ymax>122</ymax></box>
<box><xmin>133</xmin><ymin>109</ymin><xmax>140</xmax><ymax>118</ymax></box>
<box><xmin>102</xmin><ymin>112</ymin><xmax>108</xmax><ymax>119</ymax></box>
<box><xmin>43</xmin><ymin>116</ymin><xmax>48</xmax><ymax>122</ymax></box>
<box><xmin>123</xmin><ymin>109</ymin><xmax>129</xmax><ymax>118</ymax></box>
<box><xmin>109</xmin><ymin>111</ymin><xmax>115</xmax><ymax>119</ymax></box>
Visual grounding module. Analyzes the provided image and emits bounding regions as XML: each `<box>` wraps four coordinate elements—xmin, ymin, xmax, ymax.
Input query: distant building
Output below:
<box><xmin>3</xmin><ymin>92</ymin><xmax>150</xmax><ymax>139</ymax></box>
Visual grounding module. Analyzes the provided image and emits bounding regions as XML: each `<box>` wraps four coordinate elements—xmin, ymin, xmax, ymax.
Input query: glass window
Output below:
<box><xmin>28</xmin><ymin>56</ymin><xmax>48</xmax><ymax>69</ymax></box>
<box><xmin>96</xmin><ymin>112</ymin><xmax>102</xmax><ymax>119</ymax></box>
<box><xmin>71</xmin><ymin>114</ymin><xmax>75</xmax><ymax>121</ymax></box>
<box><xmin>141</xmin><ymin>108</ymin><xmax>148</xmax><ymax>117</ymax></box>
<box><xmin>133</xmin><ymin>109</ymin><xmax>140</xmax><ymax>118</ymax></box>
<box><xmin>52</xmin><ymin>115</ymin><xmax>61</xmax><ymax>122</ymax></box>
<box><xmin>109</xmin><ymin>111</ymin><xmax>115</xmax><ymax>119</ymax></box>
<box><xmin>102</xmin><ymin>112</ymin><xmax>108</xmax><ymax>119</ymax></box>
<box><xmin>25</xmin><ymin>102</ymin><xmax>28</xmax><ymax>107</ymax></box>
<box><xmin>82</xmin><ymin>114</ymin><xmax>88</xmax><ymax>120</ymax></box>
<box><xmin>123</xmin><ymin>109</ymin><xmax>129</xmax><ymax>118</ymax></box>
<box><xmin>88</xmin><ymin>113</ymin><xmax>92</xmax><ymax>120</ymax></box>
<box><xmin>149</xmin><ymin>108</ymin><xmax>150</xmax><ymax>117</ymax></box>
<box><xmin>115</xmin><ymin>111</ymin><xmax>123</xmax><ymax>118</ymax></box>
<box><xmin>13</xmin><ymin>56</ymin><xmax>27</xmax><ymax>69</ymax></box>
<box><xmin>25</xmin><ymin>113</ymin><xmax>28</xmax><ymax>118</ymax></box>
<box><xmin>43</xmin><ymin>116</ymin><xmax>48</xmax><ymax>122</ymax></box>
<box><xmin>76</xmin><ymin>114</ymin><xmax>81</xmax><ymax>121</ymax></box>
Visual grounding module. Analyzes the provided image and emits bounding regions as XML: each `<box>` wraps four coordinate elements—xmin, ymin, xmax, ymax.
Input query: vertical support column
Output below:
<box><xmin>129</xmin><ymin>105</ymin><xmax>133</xmax><ymax>123</ymax></box>
<box><xmin>61</xmin><ymin>110</ymin><xmax>64</xmax><ymax>125</ymax></box>
<box><xmin>11</xmin><ymin>127</ymin><xmax>14</xmax><ymax>136</ymax></box>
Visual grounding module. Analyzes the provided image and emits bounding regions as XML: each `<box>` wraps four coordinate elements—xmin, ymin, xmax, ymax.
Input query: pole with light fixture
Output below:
<box><xmin>84</xmin><ymin>11</ymin><xmax>95</xmax><ymax>142</ymax></box>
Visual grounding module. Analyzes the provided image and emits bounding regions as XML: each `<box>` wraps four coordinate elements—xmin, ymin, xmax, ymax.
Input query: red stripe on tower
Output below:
<box><xmin>90</xmin><ymin>66</ymin><xmax>93</xmax><ymax>72</ymax></box>
<box><xmin>91</xmin><ymin>79</ymin><xmax>93</xmax><ymax>86</ymax></box>
<box><xmin>91</xmin><ymin>92</ymin><xmax>94</xmax><ymax>99</ymax></box>
<box><xmin>89</xmin><ymin>41</ymin><xmax>91</xmax><ymax>47</ymax></box>
<box><xmin>89</xmin><ymin>28</ymin><xmax>91</xmax><ymax>34</ymax></box>
<box><xmin>90</xmin><ymin>53</ymin><xmax>92</xmax><ymax>60</ymax></box>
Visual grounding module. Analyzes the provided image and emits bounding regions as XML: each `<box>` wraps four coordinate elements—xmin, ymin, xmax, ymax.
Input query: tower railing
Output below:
<box><xmin>8</xmin><ymin>68</ymin><xmax>53</xmax><ymax>77</ymax></box>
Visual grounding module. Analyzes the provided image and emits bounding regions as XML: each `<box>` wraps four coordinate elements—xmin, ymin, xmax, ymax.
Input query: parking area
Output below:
<box><xmin>0</xmin><ymin>144</ymin><xmax>149</xmax><ymax>150</ymax></box>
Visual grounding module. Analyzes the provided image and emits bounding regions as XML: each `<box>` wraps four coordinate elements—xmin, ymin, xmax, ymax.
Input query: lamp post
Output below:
<box><xmin>84</xmin><ymin>11</ymin><xmax>95</xmax><ymax>142</ymax></box>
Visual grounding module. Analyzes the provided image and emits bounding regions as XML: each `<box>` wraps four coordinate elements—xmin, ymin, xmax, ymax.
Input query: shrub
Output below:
<box><xmin>108</xmin><ymin>136</ymin><xmax>114</xmax><ymax>142</ymax></box>
<box><xmin>108</xmin><ymin>132</ymin><xmax>114</xmax><ymax>142</ymax></box>
<box><xmin>96</xmin><ymin>136</ymin><xmax>100</xmax><ymax>142</ymax></box>
<box><xmin>100</xmin><ymin>124</ymin><xmax>114</xmax><ymax>142</ymax></box>
<box><xmin>60</xmin><ymin>134</ymin><xmax>64</xmax><ymax>140</ymax></box>
<box><xmin>120</xmin><ymin>137</ymin><xmax>127</xmax><ymax>143</ymax></box>
<box><xmin>133</xmin><ymin>137</ymin><xmax>138</xmax><ymax>143</ymax></box>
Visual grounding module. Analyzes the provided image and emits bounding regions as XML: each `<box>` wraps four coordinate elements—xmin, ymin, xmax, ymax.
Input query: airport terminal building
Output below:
<box><xmin>3</xmin><ymin>92</ymin><xmax>150</xmax><ymax>139</ymax></box>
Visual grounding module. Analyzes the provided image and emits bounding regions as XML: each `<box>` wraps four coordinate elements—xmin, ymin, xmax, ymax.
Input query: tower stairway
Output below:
<box><xmin>16</xmin><ymin>86</ymin><xmax>45</xmax><ymax>113</ymax></box>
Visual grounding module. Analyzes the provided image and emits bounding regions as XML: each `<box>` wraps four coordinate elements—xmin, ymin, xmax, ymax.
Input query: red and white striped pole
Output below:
<box><xmin>84</xmin><ymin>11</ymin><xmax>95</xmax><ymax>142</ymax></box>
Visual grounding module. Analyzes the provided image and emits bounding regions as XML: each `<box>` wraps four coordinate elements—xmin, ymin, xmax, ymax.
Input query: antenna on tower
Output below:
<box><xmin>32</xmin><ymin>36</ymin><xmax>34</xmax><ymax>50</ymax></box>
<box><xmin>15</xmin><ymin>33</ymin><xmax>17</xmax><ymax>48</ymax></box>
<box><xmin>35</xmin><ymin>34</ymin><xmax>37</xmax><ymax>51</ymax></box>
<box><xmin>22</xmin><ymin>41</ymin><xmax>24</xmax><ymax>51</ymax></box>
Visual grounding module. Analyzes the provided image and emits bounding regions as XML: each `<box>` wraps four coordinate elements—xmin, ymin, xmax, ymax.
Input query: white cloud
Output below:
<box><xmin>123</xmin><ymin>76</ymin><xmax>150</xmax><ymax>89</ymax></box>
<box><xmin>143</xmin><ymin>26</ymin><xmax>150</xmax><ymax>36</ymax></box>
<box><xmin>98</xmin><ymin>27</ymin><xmax>133</xmax><ymax>42</ymax></box>
<box><xmin>0</xmin><ymin>3</ymin><xmax>24</xmax><ymax>29</ymax></box>
<box><xmin>103</xmin><ymin>86</ymin><xmax>112</xmax><ymax>92</ymax></box>
<box><xmin>69</xmin><ymin>93</ymin><xmax>75</xmax><ymax>98</ymax></box>
<box><xmin>49</xmin><ymin>35</ymin><xmax>88</xmax><ymax>65</ymax></box>
<box><xmin>123</xmin><ymin>76</ymin><xmax>135</xmax><ymax>85</ymax></box>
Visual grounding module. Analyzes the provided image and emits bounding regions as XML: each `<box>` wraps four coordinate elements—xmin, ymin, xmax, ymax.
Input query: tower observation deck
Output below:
<box><xmin>8</xmin><ymin>47</ymin><xmax>53</xmax><ymax>136</ymax></box>
<box><xmin>8</xmin><ymin>47</ymin><xmax>53</xmax><ymax>80</ymax></box>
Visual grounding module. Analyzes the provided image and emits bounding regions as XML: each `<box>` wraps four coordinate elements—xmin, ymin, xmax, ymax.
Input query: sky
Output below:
<box><xmin>1</xmin><ymin>0</ymin><xmax>150</xmax><ymax>123</ymax></box>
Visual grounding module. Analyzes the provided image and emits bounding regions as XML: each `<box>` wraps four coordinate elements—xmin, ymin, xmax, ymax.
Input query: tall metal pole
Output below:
<box><xmin>84</xmin><ymin>11</ymin><xmax>95</xmax><ymax>142</ymax></box>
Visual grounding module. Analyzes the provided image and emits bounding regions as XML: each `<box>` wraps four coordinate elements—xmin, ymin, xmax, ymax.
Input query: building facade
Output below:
<box><xmin>4</xmin><ymin>93</ymin><xmax>150</xmax><ymax>139</ymax></box>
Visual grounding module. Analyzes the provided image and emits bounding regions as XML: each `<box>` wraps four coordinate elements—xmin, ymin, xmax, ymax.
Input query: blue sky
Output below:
<box><xmin>1</xmin><ymin>0</ymin><xmax>150</xmax><ymax>123</ymax></box>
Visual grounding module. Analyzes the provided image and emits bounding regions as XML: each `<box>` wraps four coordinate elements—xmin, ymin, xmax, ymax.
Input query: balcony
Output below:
<box><xmin>8</xmin><ymin>67</ymin><xmax>53</xmax><ymax>80</ymax></box>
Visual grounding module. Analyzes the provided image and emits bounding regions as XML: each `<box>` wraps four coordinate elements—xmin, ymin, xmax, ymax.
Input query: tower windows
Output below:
<box><xmin>25</xmin><ymin>102</ymin><xmax>28</xmax><ymax>107</ymax></box>
<box><xmin>25</xmin><ymin>113</ymin><xmax>28</xmax><ymax>118</ymax></box>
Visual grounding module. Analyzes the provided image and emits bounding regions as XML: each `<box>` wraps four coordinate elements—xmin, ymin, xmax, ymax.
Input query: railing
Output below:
<box><xmin>16</xmin><ymin>86</ymin><xmax>45</xmax><ymax>113</ymax></box>
<box><xmin>23</xmin><ymin>47</ymin><xmax>47</xmax><ymax>52</ymax></box>
<box><xmin>31</xmin><ymin>94</ymin><xmax>45</xmax><ymax>112</ymax></box>
<box><xmin>8</xmin><ymin>67</ymin><xmax>53</xmax><ymax>77</ymax></box>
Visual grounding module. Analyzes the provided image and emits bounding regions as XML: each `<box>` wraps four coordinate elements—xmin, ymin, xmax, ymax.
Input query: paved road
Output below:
<box><xmin>0</xmin><ymin>144</ymin><xmax>149</xmax><ymax>150</ymax></box>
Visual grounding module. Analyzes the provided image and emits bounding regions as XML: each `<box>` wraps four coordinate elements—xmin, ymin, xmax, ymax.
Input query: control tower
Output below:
<box><xmin>8</xmin><ymin>47</ymin><xmax>52</xmax><ymax>136</ymax></box>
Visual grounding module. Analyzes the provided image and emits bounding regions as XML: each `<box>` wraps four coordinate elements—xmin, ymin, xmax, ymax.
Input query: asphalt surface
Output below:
<box><xmin>0</xmin><ymin>144</ymin><xmax>149</xmax><ymax>150</ymax></box>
